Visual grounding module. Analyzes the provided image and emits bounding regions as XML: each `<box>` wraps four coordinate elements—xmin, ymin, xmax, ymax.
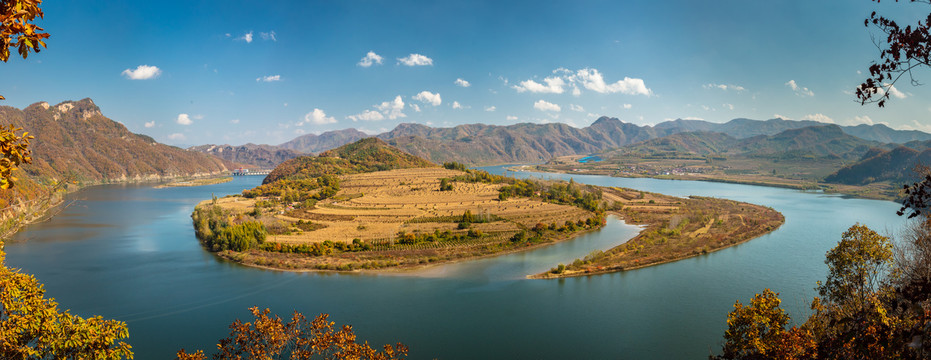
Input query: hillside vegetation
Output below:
<box><xmin>189</xmin><ymin>143</ymin><xmax>304</xmax><ymax>168</ymax></box>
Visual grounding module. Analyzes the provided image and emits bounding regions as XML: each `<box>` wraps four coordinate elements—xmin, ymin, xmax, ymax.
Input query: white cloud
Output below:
<box><xmin>121</xmin><ymin>65</ymin><xmax>161</xmax><ymax>80</ymax></box>
<box><xmin>802</xmin><ymin>113</ymin><xmax>834</xmax><ymax>123</ymax></box>
<box><xmin>256</xmin><ymin>75</ymin><xmax>281</xmax><ymax>82</ymax></box>
<box><xmin>167</xmin><ymin>133</ymin><xmax>186</xmax><ymax>140</ymax></box>
<box><xmin>849</xmin><ymin>115</ymin><xmax>874</xmax><ymax>125</ymax></box>
<box><xmin>571</xmin><ymin>86</ymin><xmax>581</xmax><ymax>97</ymax></box>
<box><xmin>239</xmin><ymin>31</ymin><xmax>253</xmax><ymax>43</ymax></box>
<box><xmin>901</xmin><ymin>120</ymin><xmax>931</xmax><ymax>133</ymax></box>
<box><xmin>703</xmin><ymin>83</ymin><xmax>746</xmax><ymax>92</ymax></box>
<box><xmin>569</xmin><ymin>104</ymin><xmax>584</xmax><ymax>112</ymax></box>
<box><xmin>303</xmin><ymin>108</ymin><xmax>337</xmax><ymax>125</ymax></box>
<box><xmin>347</xmin><ymin>109</ymin><xmax>385</xmax><ymax>122</ymax></box>
<box><xmin>622</xmin><ymin>103</ymin><xmax>632</xmax><ymax>109</ymax></box>
<box><xmin>376</xmin><ymin>95</ymin><xmax>406</xmax><ymax>119</ymax></box>
<box><xmin>193</xmin><ymin>114</ymin><xmax>204</xmax><ymax>120</ymax></box>
<box><xmin>484</xmin><ymin>106</ymin><xmax>496</xmax><ymax>112</ymax></box>
<box><xmin>452</xmin><ymin>101</ymin><xmax>463</xmax><ymax>109</ymax></box>
<box><xmin>358</xmin><ymin>51</ymin><xmax>383</xmax><ymax>67</ymax></box>
<box><xmin>144</xmin><ymin>121</ymin><xmax>155</xmax><ymax>128</ymax></box>
<box><xmin>681</xmin><ymin>117</ymin><xmax>705</xmax><ymax>121</ymax></box>
<box><xmin>230</xmin><ymin>119</ymin><xmax>240</xmax><ymax>124</ymax></box>
<box><xmin>570</xmin><ymin>68</ymin><xmax>652</xmax><ymax>95</ymax></box>
<box><xmin>259</xmin><ymin>31</ymin><xmax>277</xmax><ymax>41</ymax></box>
<box><xmin>411</xmin><ymin>104</ymin><xmax>421</xmax><ymax>112</ymax></box>
<box><xmin>512</xmin><ymin>77</ymin><xmax>565</xmax><ymax>94</ymax></box>
<box><xmin>723</xmin><ymin>103</ymin><xmax>734</xmax><ymax>110</ymax></box>
<box><xmin>398</xmin><ymin>53</ymin><xmax>433</xmax><ymax>66</ymax></box>
<box><xmin>413</xmin><ymin>91</ymin><xmax>442</xmax><ymax>106</ymax></box>
<box><xmin>886</xmin><ymin>84</ymin><xmax>907</xmax><ymax>99</ymax></box>
<box><xmin>773</xmin><ymin>114</ymin><xmax>791</xmax><ymax>120</ymax></box>
<box><xmin>294</xmin><ymin>129</ymin><xmax>306</xmax><ymax>135</ymax></box>
<box><xmin>177</xmin><ymin>113</ymin><xmax>193</xmax><ymax>125</ymax></box>
<box><xmin>506</xmin><ymin>115</ymin><xmax>518</xmax><ymax>121</ymax></box>
<box><xmin>454</xmin><ymin>78</ymin><xmax>471</xmax><ymax>87</ymax></box>
<box><xmin>785</xmin><ymin>80</ymin><xmax>814</xmax><ymax>97</ymax></box>
<box><xmin>533</xmin><ymin>100</ymin><xmax>561</xmax><ymax>112</ymax></box>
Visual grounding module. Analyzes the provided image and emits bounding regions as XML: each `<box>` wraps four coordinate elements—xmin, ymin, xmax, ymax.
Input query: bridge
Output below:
<box><xmin>232</xmin><ymin>168</ymin><xmax>273</xmax><ymax>176</ymax></box>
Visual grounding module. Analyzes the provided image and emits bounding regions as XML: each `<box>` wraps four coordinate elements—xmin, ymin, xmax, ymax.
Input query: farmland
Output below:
<box><xmin>195</xmin><ymin>167</ymin><xmax>604</xmax><ymax>271</ymax></box>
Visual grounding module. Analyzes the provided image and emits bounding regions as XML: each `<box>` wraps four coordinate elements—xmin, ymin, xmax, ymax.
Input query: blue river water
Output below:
<box><xmin>3</xmin><ymin>168</ymin><xmax>906</xmax><ymax>359</ymax></box>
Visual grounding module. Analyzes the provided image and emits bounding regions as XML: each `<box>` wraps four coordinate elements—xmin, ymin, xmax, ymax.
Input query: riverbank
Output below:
<box><xmin>530</xmin><ymin>187</ymin><xmax>785</xmax><ymax>279</ymax></box>
<box><xmin>1</xmin><ymin>171</ymin><xmax>232</xmax><ymax>241</ymax></box>
<box><xmin>155</xmin><ymin>176</ymin><xmax>232</xmax><ymax>188</ymax></box>
<box><xmin>516</xmin><ymin>164</ymin><xmax>898</xmax><ymax>201</ymax></box>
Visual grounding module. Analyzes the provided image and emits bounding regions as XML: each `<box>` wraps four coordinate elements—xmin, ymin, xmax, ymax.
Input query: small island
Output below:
<box><xmin>190</xmin><ymin>138</ymin><xmax>783</xmax><ymax>275</ymax></box>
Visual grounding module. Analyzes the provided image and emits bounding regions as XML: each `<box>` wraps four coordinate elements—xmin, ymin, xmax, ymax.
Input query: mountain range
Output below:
<box><xmin>188</xmin><ymin>143</ymin><xmax>305</xmax><ymax>169</ymax></box>
<box><xmin>194</xmin><ymin>116</ymin><xmax>931</xmax><ymax>167</ymax></box>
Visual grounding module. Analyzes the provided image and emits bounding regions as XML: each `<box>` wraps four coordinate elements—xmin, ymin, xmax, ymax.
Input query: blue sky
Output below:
<box><xmin>2</xmin><ymin>0</ymin><xmax>930</xmax><ymax>146</ymax></box>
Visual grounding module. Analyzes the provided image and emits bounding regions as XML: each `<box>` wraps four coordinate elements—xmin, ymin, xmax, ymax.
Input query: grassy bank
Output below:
<box><xmin>531</xmin><ymin>187</ymin><xmax>785</xmax><ymax>279</ymax></box>
<box><xmin>155</xmin><ymin>176</ymin><xmax>233</xmax><ymax>188</ymax></box>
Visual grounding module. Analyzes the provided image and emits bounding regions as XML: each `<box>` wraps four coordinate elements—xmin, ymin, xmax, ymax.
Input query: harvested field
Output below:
<box><xmin>202</xmin><ymin>167</ymin><xmax>601</xmax><ymax>271</ymax></box>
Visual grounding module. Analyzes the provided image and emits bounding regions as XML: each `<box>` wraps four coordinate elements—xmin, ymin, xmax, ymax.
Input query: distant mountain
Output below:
<box><xmin>621</xmin><ymin>125</ymin><xmax>880</xmax><ymax>160</ymax></box>
<box><xmin>843</xmin><ymin>123</ymin><xmax>931</xmax><ymax>144</ymax></box>
<box><xmin>653</xmin><ymin>117</ymin><xmax>931</xmax><ymax>143</ymax></box>
<box><xmin>824</xmin><ymin>146</ymin><xmax>931</xmax><ymax>185</ymax></box>
<box><xmin>269</xmin><ymin>116</ymin><xmax>931</xmax><ymax>166</ymax></box>
<box><xmin>376</xmin><ymin>117</ymin><xmax>661</xmax><ymax>164</ymax></box>
<box><xmin>0</xmin><ymin>99</ymin><xmax>233</xmax><ymax>184</ymax></box>
<box><xmin>278</xmin><ymin>128</ymin><xmax>369</xmax><ymax>154</ymax></box>
<box><xmin>264</xmin><ymin>137</ymin><xmax>435</xmax><ymax>184</ymax></box>
<box><xmin>189</xmin><ymin>143</ymin><xmax>303</xmax><ymax>168</ymax></box>
<box><xmin>625</xmin><ymin>131</ymin><xmax>738</xmax><ymax>156</ymax></box>
<box><xmin>735</xmin><ymin>125</ymin><xmax>878</xmax><ymax>160</ymax></box>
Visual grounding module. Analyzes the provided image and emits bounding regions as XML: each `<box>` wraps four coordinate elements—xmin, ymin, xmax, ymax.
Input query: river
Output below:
<box><xmin>3</xmin><ymin>168</ymin><xmax>906</xmax><ymax>359</ymax></box>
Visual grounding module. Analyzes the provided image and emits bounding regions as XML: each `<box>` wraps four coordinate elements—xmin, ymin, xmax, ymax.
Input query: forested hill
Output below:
<box><xmin>824</xmin><ymin>146</ymin><xmax>931</xmax><ymax>185</ymax></box>
<box><xmin>262</xmin><ymin>137</ymin><xmax>435</xmax><ymax>184</ymax></box>
<box><xmin>0</xmin><ymin>99</ymin><xmax>234</xmax><ymax>185</ymax></box>
<box><xmin>612</xmin><ymin>125</ymin><xmax>880</xmax><ymax>160</ymax></box>
<box><xmin>189</xmin><ymin>143</ymin><xmax>304</xmax><ymax>169</ymax></box>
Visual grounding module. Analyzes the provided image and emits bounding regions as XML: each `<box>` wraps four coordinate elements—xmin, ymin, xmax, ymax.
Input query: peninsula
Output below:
<box><xmin>191</xmin><ymin>138</ymin><xmax>783</xmax><ymax>275</ymax></box>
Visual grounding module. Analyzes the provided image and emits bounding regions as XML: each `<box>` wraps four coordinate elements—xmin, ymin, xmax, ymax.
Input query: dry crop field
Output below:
<box><xmin>207</xmin><ymin>168</ymin><xmax>598</xmax><ymax>270</ymax></box>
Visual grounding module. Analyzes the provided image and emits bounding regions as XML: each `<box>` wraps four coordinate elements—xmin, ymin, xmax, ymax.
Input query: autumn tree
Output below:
<box><xmin>715</xmin><ymin>289</ymin><xmax>816</xmax><ymax>360</ymax></box>
<box><xmin>176</xmin><ymin>307</ymin><xmax>407</xmax><ymax>360</ymax></box>
<box><xmin>0</xmin><ymin>251</ymin><xmax>133</xmax><ymax>359</ymax></box>
<box><xmin>1</xmin><ymin>0</ymin><xmax>49</xmax><ymax>100</ymax></box>
<box><xmin>716</xmin><ymin>223</ymin><xmax>931</xmax><ymax>359</ymax></box>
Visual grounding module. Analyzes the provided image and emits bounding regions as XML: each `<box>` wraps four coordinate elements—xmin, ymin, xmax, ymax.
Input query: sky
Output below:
<box><xmin>2</xmin><ymin>0</ymin><xmax>931</xmax><ymax>146</ymax></box>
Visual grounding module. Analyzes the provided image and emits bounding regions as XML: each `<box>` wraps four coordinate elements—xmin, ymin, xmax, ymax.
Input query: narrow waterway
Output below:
<box><xmin>3</xmin><ymin>169</ymin><xmax>906</xmax><ymax>359</ymax></box>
